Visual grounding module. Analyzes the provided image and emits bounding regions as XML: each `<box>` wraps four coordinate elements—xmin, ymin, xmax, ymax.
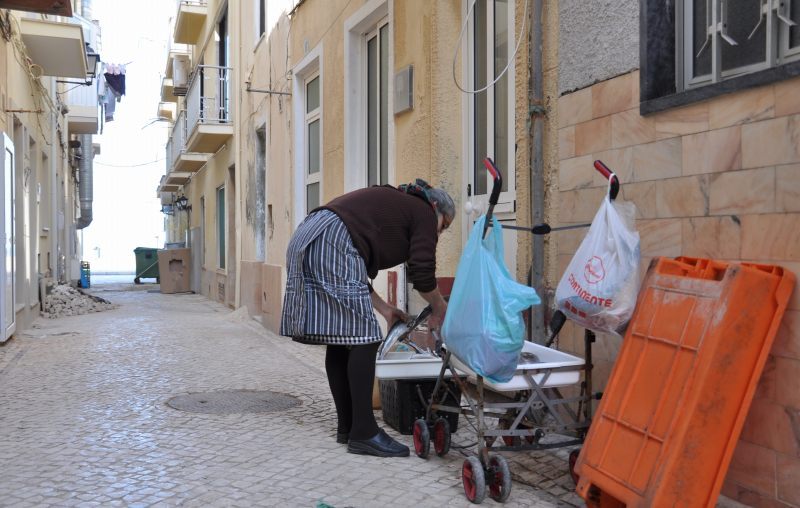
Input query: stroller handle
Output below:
<box><xmin>594</xmin><ymin>160</ymin><xmax>619</xmax><ymax>200</ymax></box>
<box><xmin>482</xmin><ymin>157</ymin><xmax>503</xmax><ymax>238</ymax></box>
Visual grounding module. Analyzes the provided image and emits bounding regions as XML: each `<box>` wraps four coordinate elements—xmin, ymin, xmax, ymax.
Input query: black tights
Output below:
<box><xmin>325</xmin><ymin>342</ymin><xmax>380</xmax><ymax>440</ymax></box>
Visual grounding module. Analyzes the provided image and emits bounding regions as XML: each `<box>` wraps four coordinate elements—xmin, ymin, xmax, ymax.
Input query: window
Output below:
<box><xmin>293</xmin><ymin>44</ymin><xmax>322</xmax><ymax>224</ymax></box>
<box><xmin>366</xmin><ymin>22</ymin><xmax>389</xmax><ymax>187</ymax></box>
<box><xmin>469</xmin><ymin>0</ymin><xmax>514</xmax><ymax>200</ymax></box>
<box><xmin>680</xmin><ymin>0</ymin><xmax>800</xmax><ymax>90</ymax></box>
<box><xmin>344</xmin><ymin>1</ymin><xmax>389</xmax><ymax>192</ymax></box>
<box><xmin>304</xmin><ymin>73</ymin><xmax>321</xmax><ymax>213</ymax></box>
<box><xmin>216</xmin><ymin>185</ymin><xmax>225</xmax><ymax>269</ymax></box>
<box><xmin>217</xmin><ymin>12</ymin><xmax>230</xmax><ymax>122</ymax></box>
<box><xmin>641</xmin><ymin>0</ymin><xmax>800</xmax><ymax>113</ymax></box>
<box><xmin>200</xmin><ymin>195</ymin><xmax>206</xmax><ymax>266</ymax></box>
<box><xmin>258</xmin><ymin>0</ymin><xmax>266</xmax><ymax>39</ymax></box>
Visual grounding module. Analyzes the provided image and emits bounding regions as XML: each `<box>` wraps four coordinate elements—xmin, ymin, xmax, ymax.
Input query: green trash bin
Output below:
<box><xmin>133</xmin><ymin>247</ymin><xmax>160</xmax><ymax>284</ymax></box>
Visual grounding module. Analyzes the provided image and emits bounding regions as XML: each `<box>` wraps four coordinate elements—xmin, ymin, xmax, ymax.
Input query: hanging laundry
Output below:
<box><xmin>103</xmin><ymin>93</ymin><xmax>116</xmax><ymax>122</ymax></box>
<box><xmin>103</xmin><ymin>63</ymin><xmax>126</xmax><ymax>97</ymax></box>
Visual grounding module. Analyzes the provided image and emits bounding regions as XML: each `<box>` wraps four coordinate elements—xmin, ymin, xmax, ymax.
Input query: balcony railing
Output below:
<box><xmin>186</xmin><ymin>65</ymin><xmax>232</xmax><ymax>129</ymax></box>
<box><xmin>167</xmin><ymin>109</ymin><xmax>188</xmax><ymax>171</ymax></box>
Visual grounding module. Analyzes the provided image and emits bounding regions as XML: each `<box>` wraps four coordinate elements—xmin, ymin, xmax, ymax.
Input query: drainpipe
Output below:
<box><xmin>75</xmin><ymin>0</ymin><xmax>94</xmax><ymax>230</ymax></box>
<box><xmin>49</xmin><ymin>88</ymin><xmax>58</xmax><ymax>279</ymax></box>
<box><xmin>529</xmin><ymin>0</ymin><xmax>545</xmax><ymax>342</ymax></box>
<box><xmin>75</xmin><ymin>134</ymin><xmax>93</xmax><ymax>229</ymax></box>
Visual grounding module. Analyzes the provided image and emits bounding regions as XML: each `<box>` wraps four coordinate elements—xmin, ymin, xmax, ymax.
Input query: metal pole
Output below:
<box><xmin>529</xmin><ymin>0</ymin><xmax>545</xmax><ymax>342</ymax></box>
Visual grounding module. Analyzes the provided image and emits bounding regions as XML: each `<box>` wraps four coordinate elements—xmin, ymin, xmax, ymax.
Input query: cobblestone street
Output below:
<box><xmin>0</xmin><ymin>280</ymin><xmax>581</xmax><ymax>507</ymax></box>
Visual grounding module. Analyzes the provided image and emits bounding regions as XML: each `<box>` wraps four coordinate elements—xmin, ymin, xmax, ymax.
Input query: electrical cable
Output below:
<box><xmin>451</xmin><ymin>0</ymin><xmax>530</xmax><ymax>95</ymax></box>
<box><xmin>94</xmin><ymin>158</ymin><xmax>165</xmax><ymax>168</ymax></box>
<box><xmin>7</xmin><ymin>13</ymin><xmax>58</xmax><ymax>146</ymax></box>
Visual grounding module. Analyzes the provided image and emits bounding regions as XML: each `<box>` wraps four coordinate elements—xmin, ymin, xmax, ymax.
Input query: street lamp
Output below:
<box><xmin>86</xmin><ymin>50</ymin><xmax>101</xmax><ymax>80</ymax></box>
<box><xmin>175</xmin><ymin>195</ymin><xmax>191</xmax><ymax>211</ymax></box>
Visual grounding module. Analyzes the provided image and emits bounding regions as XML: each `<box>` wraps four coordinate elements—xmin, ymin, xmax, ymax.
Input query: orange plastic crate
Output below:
<box><xmin>575</xmin><ymin>257</ymin><xmax>795</xmax><ymax>508</ymax></box>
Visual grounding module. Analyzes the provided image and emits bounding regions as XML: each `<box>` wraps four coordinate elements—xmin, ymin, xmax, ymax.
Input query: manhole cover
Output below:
<box><xmin>166</xmin><ymin>390</ymin><xmax>301</xmax><ymax>414</ymax></box>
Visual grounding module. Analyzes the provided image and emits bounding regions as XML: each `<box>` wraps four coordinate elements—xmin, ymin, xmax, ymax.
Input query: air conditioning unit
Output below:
<box><xmin>172</xmin><ymin>54</ymin><xmax>191</xmax><ymax>96</ymax></box>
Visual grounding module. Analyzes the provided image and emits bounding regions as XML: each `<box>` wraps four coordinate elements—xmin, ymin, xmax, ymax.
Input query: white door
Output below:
<box><xmin>1</xmin><ymin>132</ymin><xmax>16</xmax><ymax>341</ymax></box>
<box><xmin>463</xmin><ymin>0</ymin><xmax>517</xmax><ymax>275</ymax></box>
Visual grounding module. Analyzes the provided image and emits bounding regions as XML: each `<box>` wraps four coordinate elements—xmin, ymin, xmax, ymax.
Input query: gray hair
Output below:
<box><xmin>428</xmin><ymin>188</ymin><xmax>455</xmax><ymax>221</ymax></box>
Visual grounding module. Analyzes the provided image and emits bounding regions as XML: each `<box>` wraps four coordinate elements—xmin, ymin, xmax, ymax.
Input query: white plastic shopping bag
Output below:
<box><xmin>555</xmin><ymin>193</ymin><xmax>640</xmax><ymax>336</ymax></box>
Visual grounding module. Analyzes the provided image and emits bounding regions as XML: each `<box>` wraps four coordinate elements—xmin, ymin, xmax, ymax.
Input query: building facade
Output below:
<box><xmin>1</xmin><ymin>0</ymin><xmax>102</xmax><ymax>341</ymax></box>
<box><xmin>157</xmin><ymin>1</ymin><xmax>799</xmax><ymax>504</ymax></box>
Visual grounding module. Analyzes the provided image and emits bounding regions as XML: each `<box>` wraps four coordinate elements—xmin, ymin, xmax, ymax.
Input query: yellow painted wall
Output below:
<box><xmin>289</xmin><ymin>0</ymin><xmax>353</xmax><ymax>205</ymax></box>
<box><xmin>1</xmin><ymin>10</ymin><xmax>77</xmax><ymax>331</ymax></box>
<box><xmin>167</xmin><ymin>0</ymin><xmax>236</xmax><ymax>305</ymax></box>
<box><xmin>393</xmin><ymin>0</ymin><xmax>463</xmax><ymax>275</ymax></box>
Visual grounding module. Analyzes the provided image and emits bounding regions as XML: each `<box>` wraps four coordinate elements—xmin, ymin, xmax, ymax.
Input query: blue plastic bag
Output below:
<box><xmin>442</xmin><ymin>215</ymin><xmax>541</xmax><ymax>383</ymax></box>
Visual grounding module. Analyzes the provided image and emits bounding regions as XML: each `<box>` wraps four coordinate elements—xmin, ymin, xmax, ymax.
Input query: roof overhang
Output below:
<box><xmin>166</xmin><ymin>171</ymin><xmax>192</xmax><ymax>186</ymax></box>
<box><xmin>158</xmin><ymin>102</ymin><xmax>176</xmax><ymax>122</ymax></box>
<box><xmin>174</xmin><ymin>1</ymin><xmax>207</xmax><ymax>45</ymax></box>
<box><xmin>186</xmin><ymin>124</ymin><xmax>233</xmax><ymax>154</ymax></box>
<box><xmin>20</xmin><ymin>18</ymin><xmax>87</xmax><ymax>78</ymax></box>
<box><xmin>0</xmin><ymin>0</ymin><xmax>72</xmax><ymax>16</ymax></box>
<box><xmin>161</xmin><ymin>78</ymin><xmax>177</xmax><ymax>103</ymax></box>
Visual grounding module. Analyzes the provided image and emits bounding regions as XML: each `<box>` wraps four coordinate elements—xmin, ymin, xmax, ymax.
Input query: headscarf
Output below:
<box><xmin>396</xmin><ymin>179</ymin><xmax>434</xmax><ymax>209</ymax></box>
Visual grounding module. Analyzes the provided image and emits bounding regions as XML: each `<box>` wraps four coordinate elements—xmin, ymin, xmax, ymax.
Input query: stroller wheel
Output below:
<box><xmin>569</xmin><ymin>448</ymin><xmax>581</xmax><ymax>485</ymax></box>
<box><xmin>433</xmin><ymin>417</ymin><xmax>451</xmax><ymax>457</ymax></box>
<box><xmin>499</xmin><ymin>418</ymin><xmax>520</xmax><ymax>447</ymax></box>
<box><xmin>462</xmin><ymin>456</ymin><xmax>486</xmax><ymax>504</ymax></box>
<box><xmin>413</xmin><ymin>418</ymin><xmax>430</xmax><ymax>459</ymax></box>
<box><xmin>525</xmin><ymin>428</ymin><xmax>545</xmax><ymax>444</ymax></box>
<box><xmin>487</xmin><ymin>453</ymin><xmax>512</xmax><ymax>502</ymax></box>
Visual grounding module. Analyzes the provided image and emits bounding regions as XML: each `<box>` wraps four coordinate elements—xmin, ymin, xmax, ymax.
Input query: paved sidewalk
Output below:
<box><xmin>0</xmin><ymin>283</ymin><xmax>580</xmax><ymax>507</ymax></box>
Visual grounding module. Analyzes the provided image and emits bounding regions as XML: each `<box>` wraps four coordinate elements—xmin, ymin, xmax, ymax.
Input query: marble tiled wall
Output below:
<box><xmin>557</xmin><ymin>71</ymin><xmax>800</xmax><ymax>507</ymax></box>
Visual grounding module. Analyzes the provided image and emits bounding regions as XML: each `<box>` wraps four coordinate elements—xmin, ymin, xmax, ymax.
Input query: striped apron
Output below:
<box><xmin>280</xmin><ymin>210</ymin><xmax>382</xmax><ymax>345</ymax></box>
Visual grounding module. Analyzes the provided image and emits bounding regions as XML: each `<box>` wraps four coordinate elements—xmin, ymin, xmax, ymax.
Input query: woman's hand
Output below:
<box><xmin>426</xmin><ymin>300</ymin><xmax>447</xmax><ymax>333</ymax></box>
<box><xmin>370</xmin><ymin>291</ymin><xmax>410</xmax><ymax>327</ymax></box>
<box><xmin>382</xmin><ymin>305</ymin><xmax>410</xmax><ymax>328</ymax></box>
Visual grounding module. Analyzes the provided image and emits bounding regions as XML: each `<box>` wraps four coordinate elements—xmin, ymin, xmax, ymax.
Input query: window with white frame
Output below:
<box><xmin>366</xmin><ymin>21</ymin><xmax>389</xmax><ymax>187</ymax></box>
<box><xmin>679</xmin><ymin>0</ymin><xmax>800</xmax><ymax>91</ymax></box>
<box><xmin>305</xmin><ymin>73</ymin><xmax>321</xmax><ymax>213</ymax></box>
<box><xmin>469</xmin><ymin>0</ymin><xmax>513</xmax><ymax>200</ymax></box>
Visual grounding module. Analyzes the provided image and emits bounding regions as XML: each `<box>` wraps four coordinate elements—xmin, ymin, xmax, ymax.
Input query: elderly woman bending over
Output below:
<box><xmin>280</xmin><ymin>180</ymin><xmax>455</xmax><ymax>457</ymax></box>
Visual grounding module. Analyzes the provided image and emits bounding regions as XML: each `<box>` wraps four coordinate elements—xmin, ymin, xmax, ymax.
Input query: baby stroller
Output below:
<box><xmin>400</xmin><ymin>159</ymin><xmax>621</xmax><ymax>504</ymax></box>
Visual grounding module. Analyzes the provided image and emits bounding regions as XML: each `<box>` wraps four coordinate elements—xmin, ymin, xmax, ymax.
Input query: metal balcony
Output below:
<box><xmin>63</xmin><ymin>14</ymin><xmax>102</xmax><ymax>135</ymax></box>
<box><xmin>185</xmin><ymin>65</ymin><xmax>234</xmax><ymax>154</ymax></box>
<box><xmin>166</xmin><ymin>109</ymin><xmax>210</xmax><ymax>178</ymax></box>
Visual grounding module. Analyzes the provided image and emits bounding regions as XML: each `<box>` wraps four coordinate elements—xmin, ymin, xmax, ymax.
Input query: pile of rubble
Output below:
<box><xmin>41</xmin><ymin>284</ymin><xmax>118</xmax><ymax>319</ymax></box>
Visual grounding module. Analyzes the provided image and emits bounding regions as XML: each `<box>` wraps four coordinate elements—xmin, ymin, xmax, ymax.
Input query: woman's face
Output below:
<box><xmin>437</xmin><ymin>214</ymin><xmax>453</xmax><ymax>236</ymax></box>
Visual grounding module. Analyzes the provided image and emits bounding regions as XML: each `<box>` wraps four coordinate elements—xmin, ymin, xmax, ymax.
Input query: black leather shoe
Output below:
<box><xmin>336</xmin><ymin>432</ymin><xmax>349</xmax><ymax>444</ymax></box>
<box><xmin>347</xmin><ymin>429</ymin><xmax>409</xmax><ymax>457</ymax></box>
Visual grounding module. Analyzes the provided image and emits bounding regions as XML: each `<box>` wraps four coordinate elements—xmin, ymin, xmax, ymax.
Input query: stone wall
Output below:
<box><xmin>556</xmin><ymin>71</ymin><xmax>800</xmax><ymax>506</ymax></box>
<box><xmin>557</xmin><ymin>0</ymin><xmax>639</xmax><ymax>94</ymax></box>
